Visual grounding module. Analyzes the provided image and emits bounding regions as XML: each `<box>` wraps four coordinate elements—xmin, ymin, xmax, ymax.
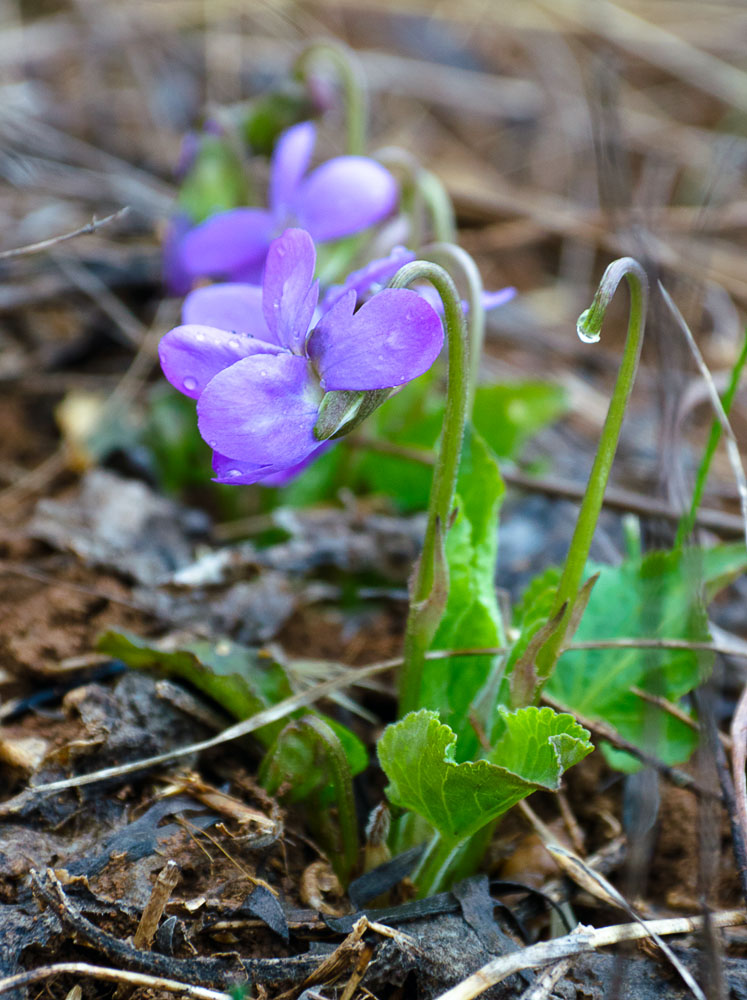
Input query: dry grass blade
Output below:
<box><xmin>434</xmin><ymin>910</ymin><xmax>746</xmax><ymax>1000</ymax></box>
<box><xmin>539</xmin><ymin>0</ymin><xmax>747</xmax><ymax>112</ymax></box>
<box><xmin>658</xmin><ymin>281</ymin><xmax>747</xmax><ymax>549</ymax></box>
<box><xmin>544</xmin><ymin>843</ymin><xmax>706</xmax><ymax>1000</ymax></box>
<box><xmin>730</xmin><ymin>683</ymin><xmax>747</xmax><ymax>902</ymax></box>
<box><xmin>0</xmin><ymin>963</ymin><xmax>230</xmax><ymax>1000</ymax></box>
<box><xmin>23</xmin><ymin>657</ymin><xmax>402</xmax><ymax>798</ymax></box>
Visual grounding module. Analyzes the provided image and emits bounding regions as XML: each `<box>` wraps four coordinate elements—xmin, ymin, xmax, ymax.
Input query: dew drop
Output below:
<box><xmin>259</xmin><ymin>369</ymin><xmax>268</xmax><ymax>377</ymax></box>
<box><xmin>183</xmin><ymin>376</ymin><xmax>198</xmax><ymax>392</ymax></box>
<box><xmin>576</xmin><ymin>309</ymin><xmax>600</xmax><ymax>344</ymax></box>
<box><xmin>229</xmin><ymin>338</ymin><xmax>241</xmax><ymax>350</ymax></box>
<box><xmin>195</xmin><ymin>331</ymin><xmax>205</xmax><ymax>342</ymax></box>
<box><xmin>226</xmin><ymin>468</ymin><xmax>242</xmax><ymax>478</ymax></box>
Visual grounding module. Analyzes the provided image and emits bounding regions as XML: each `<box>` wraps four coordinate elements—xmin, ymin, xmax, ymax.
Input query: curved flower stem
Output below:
<box><xmin>423</xmin><ymin>242</ymin><xmax>485</xmax><ymax>413</ymax></box>
<box><xmin>389</xmin><ymin>261</ymin><xmax>470</xmax><ymax>717</ymax></box>
<box><xmin>534</xmin><ymin>257</ymin><xmax>649</xmax><ymax>687</ymax></box>
<box><xmin>417</xmin><ymin>171</ymin><xmax>457</xmax><ymax>245</ymax></box>
<box><xmin>375</xmin><ymin>149</ymin><xmax>457</xmax><ymax>249</ymax></box>
<box><xmin>294</xmin><ymin>40</ymin><xmax>368</xmax><ymax>155</ymax></box>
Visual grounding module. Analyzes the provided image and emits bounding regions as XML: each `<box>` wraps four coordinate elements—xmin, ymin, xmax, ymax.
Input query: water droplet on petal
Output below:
<box><xmin>226</xmin><ymin>468</ymin><xmax>242</xmax><ymax>478</ymax></box>
<box><xmin>229</xmin><ymin>338</ymin><xmax>241</xmax><ymax>350</ymax></box>
<box><xmin>195</xmin><ymin>331</ymin><xmax>205</xmax><ymax>342</ymax></box>
<box><xmin>259</xmin><ymin>369</ymin><xmax>268</xmax><ymax>377</ymax></box>
<box><xmin>183</xmin><ymin>376</ymin><xmax>197</xmax><ymax>391</ymax></box>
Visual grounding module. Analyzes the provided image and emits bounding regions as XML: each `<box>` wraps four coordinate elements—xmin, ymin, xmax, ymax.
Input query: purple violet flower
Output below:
<box><xmin>158</xmin><ymin>228</ymin><xmax>443</xmax><ymax>484</ymax></box>
<box><xmin>175</xmin><ymin>121</ymin><xmax>398</xmax><ymax>287</ymax></box>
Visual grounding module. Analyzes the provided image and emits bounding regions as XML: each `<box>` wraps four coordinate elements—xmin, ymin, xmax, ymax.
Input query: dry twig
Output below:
<box><xmin>0</xmin><ymin>963</ymin><xmax>229</xmax><ymax>1000</ymax></box>
<box><xmin>434</xmin><ymin>910</ymin><xmax>746</xmax><ymax>1000</ymax></box>
<box><xmin>0</xmin><ymin>207</ymin><xmax>129</xmax><ymax>260</ymax></box>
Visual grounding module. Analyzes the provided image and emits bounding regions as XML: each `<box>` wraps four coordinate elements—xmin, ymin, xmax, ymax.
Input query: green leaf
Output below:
<box><xmin>240</xmin><ymin>88</ymin><xmax>312</xmax><ymax>155</ymax></box>
<box><xmin>178</xmin><ymin>136</ymin><xmax>250</xmax><ymax>224</ymax></box>
<box><xmin>96</xmin><ymin>630</ymin><xmax>368</xmax><ymax>773</ymax></box>
<box><xmin>546</xmin><ymin>543</ymin><xmax>747</xmax><ymax>770</ymax></box>
<box><xmin>145</xmin><ymin>387</ymin><xmax>215</xmax><ymax>493</ymax></box>
<box><xmin>378</xmin><ymin>707</ymin><xmax>592</xmax><ymax>845</ymax></box>
<box><xmin>97</xmin><ymin>630</ymin><xmax>291</xmax><ymax>744</ymax></box>
<box><xmin>260</xmin><ymin>714</ymin><xmax>360</xmax><ymax>885</ymax></box>
<box><xmin>472</xmin><ymin>382</ymin><xmax>569</xmax><ymax>461</ymax></box>
<box><xmin>352</xmin><ymin>378</ymin><xmax>567</xmax><ymax>512</ymax></box>
<box><xmin>420</xmin><ymin>429</ymin><xmax>506</xmax><ymax>760</ymax></box>
<box><xmin>352</xmin><ymin>368</ymin><xmax>441</xmax><ymax>511</ymax></box>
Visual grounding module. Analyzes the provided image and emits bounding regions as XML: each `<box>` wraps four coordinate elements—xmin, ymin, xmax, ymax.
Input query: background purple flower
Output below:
<box><xmin>159</xmin><ymin>228</ymin><xmax>443</xmax><ymax>485</ymax></box>
<box><xmin>175</xmin><ymin>122</ymin><xmax>398</xmax><ymax>288</ymax></box>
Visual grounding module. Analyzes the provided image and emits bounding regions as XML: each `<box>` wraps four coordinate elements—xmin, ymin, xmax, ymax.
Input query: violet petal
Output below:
<box><xmin>256</xmin><ymin>442</ymin><xmax>332</xmax><ymax>486</ymax></box>
<box><xmin>321</xmin><ymin>246</ymin><xmax>416</xmax><ymax>311</ymax></box>
<box><xmin>269</xmin><ymin>121</ymin><xmax>316</xmax><ymax>216</ymax></box>
<box><xmin>197</xmin><ymin>353</ymin><xmax>321</xmax><ymax>466</ymax></box>
<box><xmin>162</xmin><ymin>215</ymin><xmax>195</xmax><ymax>296</ymax></box>
<box><xmin>262</xmin><ymin>228</ymin><xmax>319</xmax><ymax>354</ymax></box>
<box><xmin>182</xmin><ymin>283</ymin><xmax>274</xmax><ymax>341</ymax></box>
<box><xmin>294</xmin><ymin>157</ymin><xmax>398</xmax><ymax>242</ymax></box>
<box><xmin>212</xmin><ymin>451</ymin><xmax>283</xmax><ymax>484</ymax></box>
<box><xmin>178</xmin><ymin>208</ymin><xmax>275</xmax><ymax>281</ymax></box>
<box><xmin>159</xmin><ymin>324</ymin><xmax>283</xmax><ymax>400</ymax></box>
<box><xmin>483</xmin><ymin>286</ymin><xmax>516</xmax><ymax>310</ymax></box>
<box><xmin>309</xmin><ymin>287</ymin><xmax>444</xmax><ymax>391</ymax></box>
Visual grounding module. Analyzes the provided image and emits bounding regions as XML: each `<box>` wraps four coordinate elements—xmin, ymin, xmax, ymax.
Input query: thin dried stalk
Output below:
<box><xmin>659</xmin><ymin>281</ymin><xmax>747</xmax><ymax>548</ymax></box>
<box><xmin>435</xmin><ymin>910</ymin><xmax>746</xmax><ymax>1000</ymax></box>
<box><xmin>0</xmin><ymin>962</ymin><xmax>230</xmax><ymax>1000</ymax></box>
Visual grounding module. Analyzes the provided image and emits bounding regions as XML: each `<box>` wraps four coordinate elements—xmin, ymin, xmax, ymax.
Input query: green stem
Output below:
<box><xmin>375</xmin><ymin>149</ymin><xmax>457</xmax><ymax>249</ymax></box>
<box><xmin>675</xmin><ymin>330</ymin><xmax>747</xmax><ymax>548</ymax></box>
<box><xmin>389</xmin><ymin>261</ymin><xmax>470</xmax><ymax>716</ymax></box>
<box><xmin>417</xmin><ymin>171</ymin><xmax>457</xmax><ymax>245</ymax></box>
<box><xmin>294</xmin><ymin>40</ymin><xmax>368</xmax><ymax>155</ymax></box>
<box><xmin>535</xmin><ymin>257</ymin><xmax>649</xmax><ymax>685</ymax></box>
<box><xmin>423</xmin><ymin>242</ymin><xmax>485</xmax><ymax>413</ymax></box>
<box><xmin>414</xmin><ymin>834</ymin><xmax>465</xmax><ymax>898</ymax></box>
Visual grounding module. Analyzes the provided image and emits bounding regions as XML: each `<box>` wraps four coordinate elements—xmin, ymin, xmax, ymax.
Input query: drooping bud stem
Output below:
<box><xmin>423</xmin><ymin>242</ymin><xmax>485</xmax><ymax>412</ymax></box>
<box><xmin>389</xmin><ymin>261</ymin><xmax>470</xmax><ymax>716</ymax></box>
<box><xmin>294</xmin><ymin>40</ymin><xmax>368</xmax><ymax>156</ymax></box>
<box><xmin>375</xmin><ymin>149</ymin><xmax>457</xmax><ymax>249</ymax></box>
<box><xmin>534</xmin><ymin>257</ymin><xmax>649</xmax><ymax>686</ymax></box>
<box><xmin>417</xmin><ymin>171</ymin><xmax>457</xmax><ymax>245</ymax></box>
